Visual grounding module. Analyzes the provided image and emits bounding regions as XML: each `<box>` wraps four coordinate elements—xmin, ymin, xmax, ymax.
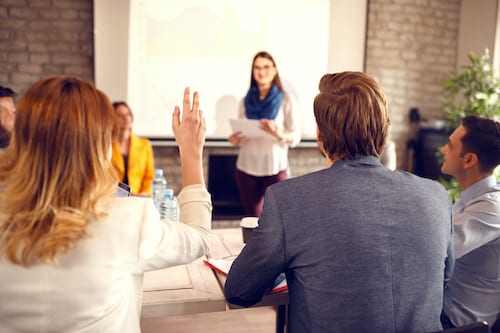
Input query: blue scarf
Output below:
<box><xmin>244</xmin><ymin>84</ymin><xmax>283</xmax><ymax>120</ymax></box>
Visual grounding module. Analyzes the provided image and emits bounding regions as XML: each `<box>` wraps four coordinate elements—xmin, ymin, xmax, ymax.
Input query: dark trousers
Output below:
<box><xmin>235</xmin><ymin>168</ymin><xmax>288</xmax><ymax>217</ymax></box>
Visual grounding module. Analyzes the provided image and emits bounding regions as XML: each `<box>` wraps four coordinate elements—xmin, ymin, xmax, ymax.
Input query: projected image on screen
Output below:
<box><xmin>127</xmin><ymin>0</ymin><xmax>330</xmax><ymax>139</ymax></box>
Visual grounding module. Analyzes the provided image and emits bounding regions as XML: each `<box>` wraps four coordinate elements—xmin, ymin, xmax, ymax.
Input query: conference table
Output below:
<box><xmin>141</xmin><ymin>228</ymin><xmax>289</xmax><ymax>333</ymax></box>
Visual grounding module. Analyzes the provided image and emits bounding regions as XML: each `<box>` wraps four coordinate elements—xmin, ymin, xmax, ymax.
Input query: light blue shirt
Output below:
<box><xmin>444</xmin><ymin>175</ymin><xmax>500</xmax><ymax>327</ymax></box>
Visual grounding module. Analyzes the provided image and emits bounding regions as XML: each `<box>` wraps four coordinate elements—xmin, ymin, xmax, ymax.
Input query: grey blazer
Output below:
<box><xmin>225</xmin><ymin>156</ymin><xmax>454</xmax><ymax>333</ymax></box>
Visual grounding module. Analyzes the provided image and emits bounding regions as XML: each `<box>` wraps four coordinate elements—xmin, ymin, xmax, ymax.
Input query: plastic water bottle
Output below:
<box><xmin>160</xmin><ymin>188</ymin><xmax>178</xmax><ymax>221</ymax></box>
<box><xmin>152</xmin><ymin>169</ymin><xmax>167</xmax><ymax>209</ymax></box>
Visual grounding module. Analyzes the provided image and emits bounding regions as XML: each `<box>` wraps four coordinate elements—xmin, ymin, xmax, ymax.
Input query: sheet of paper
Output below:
<box><xmin>229</xmin><ymin>119</ymin><xmax>275</xmax><ymax>139</ymax></box>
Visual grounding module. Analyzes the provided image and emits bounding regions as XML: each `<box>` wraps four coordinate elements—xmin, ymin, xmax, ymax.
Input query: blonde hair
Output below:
<box><xmin>313</xmin><ymin>72</ymin><xmax>389</xmax><ymax>160</ymax></box>
<box><xmin>0</xmin><ymin>77</ymin><xmax>117</xmax><ymax>266</ymax></box>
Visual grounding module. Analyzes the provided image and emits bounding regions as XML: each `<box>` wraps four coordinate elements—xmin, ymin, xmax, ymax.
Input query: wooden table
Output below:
<box><xmin>141</xmin><ymin>228</ymin><xmax>289</xmax><ymax>333</ymax></box>
<box><xmin>141</xmin><ymin>257</ymin><xmax>227</xmax><ymax>318</ymax></box>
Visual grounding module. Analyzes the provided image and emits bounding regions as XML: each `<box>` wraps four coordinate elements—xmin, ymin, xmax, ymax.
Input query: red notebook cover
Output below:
<box><xmin>204</xmin><ymin>258</ymin><xmax>288</xmax><ymax>293</ymax></box>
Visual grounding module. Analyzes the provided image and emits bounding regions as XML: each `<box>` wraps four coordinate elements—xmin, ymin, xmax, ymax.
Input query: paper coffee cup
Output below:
<box><xmin>240</xmin><ymin>217</ymin><xmax>259</xmax><ymax>243</ymax></box>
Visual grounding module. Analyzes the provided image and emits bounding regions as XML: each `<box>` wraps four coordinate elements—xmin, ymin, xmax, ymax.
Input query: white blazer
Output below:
<box><xmin>0</xmin><ymin>184</ymin><xmax>212</xmax><ymax>333</ymax></box>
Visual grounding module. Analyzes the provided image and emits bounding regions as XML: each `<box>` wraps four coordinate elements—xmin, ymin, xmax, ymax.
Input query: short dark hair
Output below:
<box><xmin>0</xmin><ymin>85</ymin><xmax>16</xmax><ymax>98</ymax></box>
<box><xmin>461</xmin><ymin>116</ymin><xmax>500</xmax><ymax>173</ymax></box>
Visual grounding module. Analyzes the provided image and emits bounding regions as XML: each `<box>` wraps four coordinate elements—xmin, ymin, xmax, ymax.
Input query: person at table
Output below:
<box><xmin>0</xmin><ymin>77</ymin><xmax>211</xmax><ymax>333</ymax></box>
<box><xmin>224</xmin><ymin>71</ymin><xmax>454</xmax><ymax>333</ymax></box>
<box><xmin>111</xmin><ymin>101</ymin><xmax>155</xmax><ymax>196</ymax></box>
<box><xmin>440</xmin><ymin>116</ymin><xmax>500</xmax><ymax>330</ymax></box>
<box><xmin>0</xmin><ymin>85</ymin><xmax>17</xmax><ymax>149</ymax></box>
<box><xmin>228</xmin><ymin>51</ymin><xmax>300</xmax><ymax>217</ymax></box>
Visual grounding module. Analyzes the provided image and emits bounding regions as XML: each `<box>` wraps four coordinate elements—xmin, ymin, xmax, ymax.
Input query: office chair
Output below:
<box><xmin>430</xmin><ymin>321</ymin><xmax>490</xmax><ymax>333</ymax></box>
<box><xmin>491</xmin><ymin>318</ymin><xmax>499</xmax><ymax>333</ymax></box>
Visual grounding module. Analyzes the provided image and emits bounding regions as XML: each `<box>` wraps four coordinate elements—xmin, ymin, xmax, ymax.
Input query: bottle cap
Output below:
<box><xmin>163</xmin><ymin>188</ymin><xmax>174</xmax><ymax>198</ymax></box>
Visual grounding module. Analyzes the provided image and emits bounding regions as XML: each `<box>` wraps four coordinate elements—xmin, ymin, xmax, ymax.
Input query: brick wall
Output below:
<box><xmin>365</xmin><ymin>0</ymin><xmax>460</xmax><ymax>169</ymax></box>
<box><xmin>0</xmin><ymin>0</ymin><xmax>94</xmax><ymax>95</ymax></box>
<box><xmin>0</xmin><ymin>0</ymin><xmax>461</xmax><ymax>183</ymax></box>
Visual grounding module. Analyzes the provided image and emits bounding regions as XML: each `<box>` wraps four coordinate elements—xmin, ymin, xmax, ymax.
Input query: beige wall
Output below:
<box><xmin>457</xmin><ymin>0</ymin><xmax>499</xmax><ymax>68</ymax></box>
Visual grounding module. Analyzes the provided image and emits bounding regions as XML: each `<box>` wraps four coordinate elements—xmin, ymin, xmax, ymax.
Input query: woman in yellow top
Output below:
<box><xmin>111</xmin><ymin>101</ymin><xmax>155</xmax><ymax>195</ymax></box>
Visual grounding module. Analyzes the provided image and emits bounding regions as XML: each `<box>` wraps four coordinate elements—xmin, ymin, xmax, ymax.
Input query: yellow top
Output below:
<box><xmin>111</xmin><ymin>133</ymin><xmax>155</xmax><ymax>195</ymax></box>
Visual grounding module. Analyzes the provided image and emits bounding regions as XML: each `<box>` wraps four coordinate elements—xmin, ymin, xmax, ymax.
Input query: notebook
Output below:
<box><xmin>204</xmin><ymin>257</ymin><xmax>288</xmax><ymax>293</ymax></box>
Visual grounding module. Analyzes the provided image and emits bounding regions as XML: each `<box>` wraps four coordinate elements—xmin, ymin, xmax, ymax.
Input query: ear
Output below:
<box><xmin>316</xmin><ymin>125</ymin><xmax>327</xmax><ymax>159</ymax></box>
<box><xmin>463</xmin><ymin>152</ymin><xmax>478</xmax><ymax>170</ymax></box>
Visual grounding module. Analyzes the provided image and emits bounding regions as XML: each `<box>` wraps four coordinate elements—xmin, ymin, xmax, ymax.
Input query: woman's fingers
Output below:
<box><xmin>172</xmin><ymin>105</ymin><xmax>180</xmax><ymax>131</ymax></box>
<box><xmin>182</xmin><ymin>87</ymin><xmax>191</xmax><ymax>118</ymax></box>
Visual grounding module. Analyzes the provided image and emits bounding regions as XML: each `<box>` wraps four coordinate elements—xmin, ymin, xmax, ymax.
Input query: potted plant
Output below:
<box><xmin>439</xmin><ymin>48</ymin><xmax>500</xmax><ymax>201</ymax></box>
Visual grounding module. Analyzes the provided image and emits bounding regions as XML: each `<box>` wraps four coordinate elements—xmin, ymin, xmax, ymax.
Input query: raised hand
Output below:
<box><xmin>172</xmin><ymin>87</ymin><xmax>206</xmax><ymax>186</ymax></box>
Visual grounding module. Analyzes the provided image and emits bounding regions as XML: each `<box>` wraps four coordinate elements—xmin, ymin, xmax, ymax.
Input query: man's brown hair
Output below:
<box><xmin>313</xmin><ymin>71</ymin><xmax>389</xmax><ymax>160</ymax></box>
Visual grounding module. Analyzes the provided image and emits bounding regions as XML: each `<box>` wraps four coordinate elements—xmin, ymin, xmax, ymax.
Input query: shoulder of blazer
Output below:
<box><xmin>130</xmin><ymin>133</ymin><xmax>152</xmax><ymax>151</ymax></box>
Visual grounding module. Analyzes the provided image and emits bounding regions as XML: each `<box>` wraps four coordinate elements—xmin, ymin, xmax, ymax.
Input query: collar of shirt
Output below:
<box><xmin>453</xmin><ymin>175</ymin><xmax>498</xmax><ymax>214</ymax></box>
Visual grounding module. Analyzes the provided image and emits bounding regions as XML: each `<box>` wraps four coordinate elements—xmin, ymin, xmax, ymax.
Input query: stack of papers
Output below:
<box><xmin>229</xmin><ymin>119</ymin><xmax>276</xmax><ymax>139</ymax></box>
<box><xmin>204</xmin><ymin>257</ymin><xmax>288</xmax><ymax>293</ymax></box>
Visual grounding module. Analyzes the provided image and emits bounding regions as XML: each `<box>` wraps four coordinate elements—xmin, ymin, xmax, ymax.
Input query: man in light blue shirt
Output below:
<box><xmin>440</xmin><ymin>116</ymin><xmax>500</xmax><ymax>329</ymax></box>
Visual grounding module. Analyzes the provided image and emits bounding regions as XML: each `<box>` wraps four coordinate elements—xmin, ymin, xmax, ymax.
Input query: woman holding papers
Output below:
<box><xmin>228</xmin><ymin>51</ymin><xmax>301</xmax><ymax>217</ymax></box>
<box><xmin>0</xmin><ymin>77</ymin><xmax>211</xmax><ymax>332</ymax></box>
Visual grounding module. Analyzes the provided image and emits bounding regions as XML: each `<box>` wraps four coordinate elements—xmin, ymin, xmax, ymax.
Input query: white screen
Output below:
<box><xmin>94</xmin><ymin>0</ymin><xmax>367</xmax><ymax>141</ymax></box>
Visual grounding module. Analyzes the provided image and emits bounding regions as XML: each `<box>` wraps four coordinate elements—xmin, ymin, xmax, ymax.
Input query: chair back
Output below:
<box><xmin>491</xmin><ymin>318</ymin><xmax>500</xmax><ymax>333</ymax></box>
<box><xmin>430</xmin><ymin>322</ymin><xmax>490</xmax><ymax>333</ymax></box>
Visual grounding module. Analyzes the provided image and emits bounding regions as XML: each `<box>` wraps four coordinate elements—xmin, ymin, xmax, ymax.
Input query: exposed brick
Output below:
<box><xmin>38</xmin><ymin>9</ymin><xmax>60</xmax><ymax>20</ymax></box>
<box><xmin>18</xmin><ymin>63</ymin><xmax>42</xmax><ymax>74</ymax></box>
<box><xmin>0</xmin><ymin>19</ymin><xmax>25</xmax><ymax>29</ymax></box>
<box><xmin>63</xmin><ymin>65</ymin><xmax>93</xmax><ymax>79</ymax></box>
<box><xmin>30</xmin><ymin>52</ymin><xmax>51</xmax><ymax>64</ymax></box>
<box><xmin>52</xmin><ymin>53</ymin><xmax>91</xmax><ymax>65</ymax></box>
<box><xmin>28</xmin><ymin>42</ymin><xmax>51</xmax><ymax>52</ymax></box>
<box><xmin>52</xmin><ymin>0</ymin><xmax>92</xmax><ymax>10</ymax></box>
<box><xmin>35</xmin><ymin>31</ymin><xmax>60</xmax><ymax>41</ymax></box>
<box><xmin>27</xmin><ymin>20</ymin><xmax>51</xmax><ymax>30</ymax></box>
<box><xmin>43</xmin><ymin>64</ymin><xmax>65</xmax><ymax>76</ymax></box>
<box><xmin>11</xmin><ymin>72</ymin><xmax>39</xmax><ymax>85</ymax></box>
<box><xmin>8</xmin><ymin>52</ymin><xmax>28</xmax><ymax>62</ymax></box>
<box><xmin>0</xmin><ymin>63</ymin><xmax>16</xmax><ymax>73</ymax></box>
<box><xmin>9</xmin><ymin>7</ymin><xmax>38</xmax><ymax>19</ymax></box>
<box><xmin>48</xmin><ymin>42</ymin><xmax>80</xmax><ymax>52</ymax></box>
<box><xmin>1</xmin><ymin>0</ymin><xmax>27</xmax><ymax>5</ymax></box>
<box><xmin>27</xmin><ymin>0</ymin><xmax>51</xmax><ymax>7</ymax></box>
<box><xmin>0</xmin><ymin>30</ymin><xmax>10</xmax><ymax>40</ymax></box>
<box><xmin>0</xmin><ymin>40</ymin><xmax>27</xmax><ymax>51</ymax></box>
<box><xmin>52</xmin><ymin>20</ymin><xmax>88</xmax><ymax>31</ymax></box>
<box><xmin>60</xmin><ymin>9</ymin><xmax>79</xmax><ymax>20</ymax></box>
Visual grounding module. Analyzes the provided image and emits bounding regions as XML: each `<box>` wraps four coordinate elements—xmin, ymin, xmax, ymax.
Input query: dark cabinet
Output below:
<box><xmin>414</xmin><ymin>128</ymin><xmax>451</xmax><ymax>181</ymax></box>
<box><xmin>208</xmin><ymin>154</ymin><xmax>244</xmax><ymax>220</ymax></box>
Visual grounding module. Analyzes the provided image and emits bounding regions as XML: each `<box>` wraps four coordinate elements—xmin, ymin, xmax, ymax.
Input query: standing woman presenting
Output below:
<box><xmin>229</xmin><ymin>51</ymin><xmax>301</xmax><ymax>217</ymax></box>
<box><xmin>111</xmin><ymin>101</ymin><xmax>155</xmax><ymax>196</ymax></box>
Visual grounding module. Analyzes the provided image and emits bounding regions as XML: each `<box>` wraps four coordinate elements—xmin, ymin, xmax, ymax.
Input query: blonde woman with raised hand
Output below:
<box><xmin>0</xmin><ymin>77</ymin><xmax>211</xmax><ymax>333</ymax></box>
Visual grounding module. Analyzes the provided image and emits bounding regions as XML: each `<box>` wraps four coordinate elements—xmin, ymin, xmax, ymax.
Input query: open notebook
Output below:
<box><xmin>204</xmin><ymin>257</ymin><xmax>288</xmax><ymax>293</ymax></box>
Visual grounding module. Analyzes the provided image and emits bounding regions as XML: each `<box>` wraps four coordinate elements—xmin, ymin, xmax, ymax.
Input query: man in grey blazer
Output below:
<box><xmin>225</xmin><ymin>72</ymin><xmax>454</xmax><ymax>333</ymax></box>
